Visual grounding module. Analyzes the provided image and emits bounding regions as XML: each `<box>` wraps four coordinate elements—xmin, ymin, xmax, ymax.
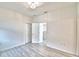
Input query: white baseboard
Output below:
<box><xmin>0</xmin><ymin>42</ymin><xmax>26</xmax><ymax>52</ymax></box>
<box><xmin>46</xmin><ymin>43</ymin><xmax>76</xmax><ymax>55</ymax></box>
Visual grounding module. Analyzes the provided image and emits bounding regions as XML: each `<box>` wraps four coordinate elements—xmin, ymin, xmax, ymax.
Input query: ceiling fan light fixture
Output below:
<box><xmin>27</xmin><ymin>2</ymin><xmax>43</xmax><ymax>9</ymax></box>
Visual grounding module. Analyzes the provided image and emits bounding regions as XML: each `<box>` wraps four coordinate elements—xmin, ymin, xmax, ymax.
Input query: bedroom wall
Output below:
<box><xmin>47</xmin><ymin>5</ymin><xmax>76</xmax><ymax>54</ymax></box>
<box><xmin>0</xmin><ymin>8</ymin><xmax>32</xmax><ymax>51</ymax></box>
<box><xmin>33</xmin><ymin>4</ymin><xmax>77</xmax><ymax>54</ymax></box>
<box><xmin>76</xmin><ymin>3</ymin><xmax>79</xmax><ymax>55</ymax></box>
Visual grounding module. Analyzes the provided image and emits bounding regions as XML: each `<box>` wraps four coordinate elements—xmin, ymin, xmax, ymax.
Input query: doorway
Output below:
<box><xmin>32</xmin><ymin>23</ymin><xmax>47</xmax><ymax>43</ymax></box>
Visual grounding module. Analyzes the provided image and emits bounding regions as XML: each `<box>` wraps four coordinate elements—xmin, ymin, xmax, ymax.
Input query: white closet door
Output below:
<box><xmin>32</xmin><ymin>23</ymin><xmax>39</xmax><ymax>43</ymax></box>
<box><xmin>25</xmin><ymin>24</ymin><xmax>32</xmax><ymax>43</ymax></box>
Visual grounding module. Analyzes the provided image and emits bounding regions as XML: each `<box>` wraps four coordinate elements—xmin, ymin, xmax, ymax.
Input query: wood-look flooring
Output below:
<box><xmin>0</xmin><ymin>43</ymin><xmax>77</xmax><ymax>57</ymax></box>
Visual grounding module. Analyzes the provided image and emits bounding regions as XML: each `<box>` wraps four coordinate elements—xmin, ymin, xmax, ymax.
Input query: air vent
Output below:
<box><xmin>44</xmin><ymin>11</ymin><xmax>48</xmax><ymax>13</ymax></box>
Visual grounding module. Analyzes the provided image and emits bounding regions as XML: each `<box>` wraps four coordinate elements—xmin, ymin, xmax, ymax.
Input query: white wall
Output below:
<box><xmin>47</xmin><ymin>5</ymin><xmax>77</xmax><ymax>54</ymax></box>
<box><xmin>33</xmin><ymin>4</ymin><xmax>77</xmax><ymax>54</ymax></box>
<box><xmin>0</xmin><ymin>8</ymin><xmax>32</xmax><ymax>51</ymax></box>
<box><xmin>77</xmin><ymin>3</ymin><xmax>79</xmax><ymax>55</ymax></box>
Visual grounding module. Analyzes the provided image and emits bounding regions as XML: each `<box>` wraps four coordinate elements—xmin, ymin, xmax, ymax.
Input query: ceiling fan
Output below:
<box><xmin>23</xmin><ymin>2</ymin><xmax>43</xmax><ymax>9</ymax></box>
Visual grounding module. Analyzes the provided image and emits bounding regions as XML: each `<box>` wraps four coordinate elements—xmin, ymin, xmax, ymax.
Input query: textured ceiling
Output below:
<box><xmin>0</xmin><ymin>2</ymin><xmax>75</xmax><ymax>17</ymax></box>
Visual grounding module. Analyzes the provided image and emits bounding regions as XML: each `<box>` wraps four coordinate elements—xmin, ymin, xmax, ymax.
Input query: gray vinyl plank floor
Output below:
<box><xmin>0</xmin><ymin>43</ymin><xmax>77</xmax><ymax>57</ymax></box>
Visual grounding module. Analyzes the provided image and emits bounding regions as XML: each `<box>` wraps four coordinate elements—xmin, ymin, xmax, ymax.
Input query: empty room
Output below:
<box><xmin>0</xmin><ymin>2</ymin><xmax>79</xmax><ymax>57</ymax></box>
